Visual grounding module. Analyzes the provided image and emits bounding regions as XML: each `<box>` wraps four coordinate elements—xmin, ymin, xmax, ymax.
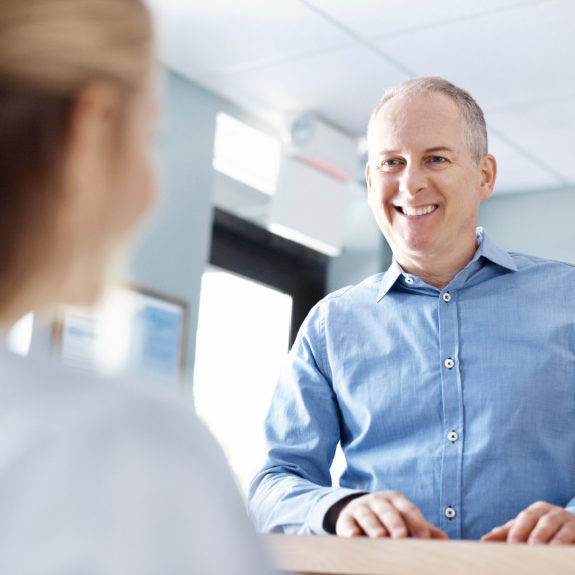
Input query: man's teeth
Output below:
<box><xmin>401</xmin><ymin>205</ymin><xmax>438</xmax><ymax>216</ymax></box>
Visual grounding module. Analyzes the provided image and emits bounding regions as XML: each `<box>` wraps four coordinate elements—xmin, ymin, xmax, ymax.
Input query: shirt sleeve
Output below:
<box><xmin>248</xmin><ymin>302</ymin><xmax>364</xmax><ymax>535</ymax></box>
<box><xmin>565</xmin><ymin>498</ymin><xmax>575</xmax><ymax>516</ymax></box>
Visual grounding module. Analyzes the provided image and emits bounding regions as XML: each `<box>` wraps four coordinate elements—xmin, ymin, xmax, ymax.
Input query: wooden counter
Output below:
<box><xmin>264</xmin><ymin>534</ymin><xmax>575</xmax><ymax>575</ymax></box>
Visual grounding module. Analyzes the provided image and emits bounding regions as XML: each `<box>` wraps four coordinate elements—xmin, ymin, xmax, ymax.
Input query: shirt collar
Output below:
<box><xmin>473</xmin><ymin>227</ymin><xmax>518</xmax><ymax>272</ymax></box>
<box><xmin>376</xmin><ymin>227</ymin><xmax>518</xmax><ymax>302</ymax></box>
<box><xmin>376</xmin><ymin>259</ymin><xmax>404</xmax><ymax>301</ymax></box>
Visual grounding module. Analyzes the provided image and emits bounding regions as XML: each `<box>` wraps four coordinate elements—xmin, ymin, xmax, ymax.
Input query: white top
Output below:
<box><xmin>0</xmin><ymin>344</ymin><xmax>271</xmax><ymax>575</ymax></box>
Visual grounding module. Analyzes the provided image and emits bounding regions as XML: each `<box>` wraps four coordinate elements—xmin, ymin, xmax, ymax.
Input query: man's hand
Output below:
<box><xmin>335</xmin><ymin>491</ymin><xmax>448</xmax><ymax>539</ymax></box>
<box><xmin>481</xmin><ymin>501</ymin><xmax>575</xmax><ymax>545</ymax></box>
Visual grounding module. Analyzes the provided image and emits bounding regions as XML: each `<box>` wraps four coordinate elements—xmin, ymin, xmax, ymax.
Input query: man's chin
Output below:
<box><xmin>395</xmin><ymin>235</ymin><xmax>440</xmax><ymax>260</ymax></box>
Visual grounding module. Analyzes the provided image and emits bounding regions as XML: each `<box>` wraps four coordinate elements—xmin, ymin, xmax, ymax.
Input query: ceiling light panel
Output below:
<box><xmin>213</xmin><ymin>112</ymin><xmax>281</xmax><ymax>195</ymax></box>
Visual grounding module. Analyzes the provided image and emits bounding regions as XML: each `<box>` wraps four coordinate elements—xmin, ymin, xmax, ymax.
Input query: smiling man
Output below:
<box><xmin>249</xmin><ymin>77</ymin><xmax>575</xmax><ymax>544</ymax></box>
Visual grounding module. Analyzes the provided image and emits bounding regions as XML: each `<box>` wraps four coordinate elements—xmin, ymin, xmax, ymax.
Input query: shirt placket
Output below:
<box><xmin>438</xmin><ymin>288</ymin><xmax>464</xmax><ymax>539</ymax></box>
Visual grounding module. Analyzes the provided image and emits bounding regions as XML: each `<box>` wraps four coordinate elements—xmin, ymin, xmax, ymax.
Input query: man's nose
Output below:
<box><xmin>398</xmin><ymin>163</ymin><xmax>428</xmax><ymax>197</ymax></box>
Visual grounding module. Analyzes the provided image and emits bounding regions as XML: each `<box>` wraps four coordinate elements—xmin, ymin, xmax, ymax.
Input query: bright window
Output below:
<box><xmin>193</xmin><ymin>267</ymin><xmax>292</xmax><ymax>498</ymax></box>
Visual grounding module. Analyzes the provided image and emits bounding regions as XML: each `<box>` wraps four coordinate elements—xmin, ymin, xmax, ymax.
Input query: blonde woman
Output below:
<box><xmin>0</xmin><ymin>1</ymin><xmax>270</xmax><ymax>573</ymax></box>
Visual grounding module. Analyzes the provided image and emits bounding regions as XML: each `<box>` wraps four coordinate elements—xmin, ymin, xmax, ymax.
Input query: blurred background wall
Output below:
<box><xmin>478</xmin><ymin>187</ymin><xmax>575</xmax><ymax>262</ymax></box>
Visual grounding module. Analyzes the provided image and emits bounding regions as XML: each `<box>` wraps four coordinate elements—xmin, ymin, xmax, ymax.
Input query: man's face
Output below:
<box><xmin>366</xmin><ymin>93</ymin><xmax>493</xmax><ymax>266</ymax></box>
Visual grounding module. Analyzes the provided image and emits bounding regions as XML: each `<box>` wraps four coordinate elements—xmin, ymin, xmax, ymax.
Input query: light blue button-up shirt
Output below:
<box><xmin>249</xmin><ymin>229</ymin><xmax>575</xmax><ymax>540</ymax></box>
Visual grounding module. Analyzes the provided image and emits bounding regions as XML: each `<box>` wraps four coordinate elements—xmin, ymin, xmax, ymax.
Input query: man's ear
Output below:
<box><xmin>366</xmin><ymin>162</ymin><xmax>372</xmax><ymax>207</ymax></box>
<box><xmin>479</xmin><ymin>154</ymin><xmax>497</xmax><ymax>201</ymax></box>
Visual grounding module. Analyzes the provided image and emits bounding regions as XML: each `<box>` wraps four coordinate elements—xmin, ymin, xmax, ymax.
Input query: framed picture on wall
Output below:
<box><xmin>54</xmin><ymin>284</ymin><xmax>187</xmax><ymax>390</ymax></box>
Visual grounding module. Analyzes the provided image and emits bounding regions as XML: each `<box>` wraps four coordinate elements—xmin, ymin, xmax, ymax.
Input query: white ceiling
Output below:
<box><xmin>147</xmin><ymin>0</ymin><xmax>575</xmax><ymax>195</ymax></box>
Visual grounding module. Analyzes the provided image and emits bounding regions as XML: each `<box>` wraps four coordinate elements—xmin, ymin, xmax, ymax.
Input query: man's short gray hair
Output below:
<box><xmin>367</xmin><ymin>77</ymin><xmax>488</xmax><ymax>166</ymax></box>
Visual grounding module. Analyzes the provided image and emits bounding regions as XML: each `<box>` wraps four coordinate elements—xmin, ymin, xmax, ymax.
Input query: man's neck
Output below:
<box><xmin>395</xmin><ymin>238</ymin><xmax>479</xmax><ymax>291</ymax></box>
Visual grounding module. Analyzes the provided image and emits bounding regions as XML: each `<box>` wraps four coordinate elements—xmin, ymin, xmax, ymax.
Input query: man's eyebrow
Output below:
<box><xmin>424</xmin><ymin>146</ymin><xmax>453</xmax><ymax>154</ymax></box>
<box><xmin>376</xmin><ymin>146</ymin><xmax>454</xmax><ymax>156</ymax></box>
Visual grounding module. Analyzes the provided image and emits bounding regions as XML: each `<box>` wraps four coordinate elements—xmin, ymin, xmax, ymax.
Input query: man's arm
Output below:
<box><xmin>248</xmin><ymin>303</ymin><xmax>447</xmax><ymax>540</ymax></box>
<box><xmin>248</xmin><ymin>303</ymin><xmax>365</xmax><ymax>535</ymax></box>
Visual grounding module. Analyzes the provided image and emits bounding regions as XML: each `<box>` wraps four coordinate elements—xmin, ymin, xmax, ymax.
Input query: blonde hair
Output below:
<box><xmin>0</xmin><ymin>0</ymin><xmax>152</xmax><ymax>313</ymax></box>
<box><xmin>367</xmin><ymin>77</ymin><xmax>488</xmax><ymax>166</ymax></box>
<box><xmin>0</xmin><ymin>0</ymin><xmax>152</xmax><ymax>94</ymax></box>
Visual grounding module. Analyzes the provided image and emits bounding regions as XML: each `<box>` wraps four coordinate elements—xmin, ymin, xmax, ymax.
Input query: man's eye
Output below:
<box><xmin>430</xmin><ymin>156</ymin><xmax>446</xmax><ymax>163</ymax></box>
<box><xmin>383</xmin><ymin>160</ymin><xmax>400</xmax><ymax>166</ymax></box>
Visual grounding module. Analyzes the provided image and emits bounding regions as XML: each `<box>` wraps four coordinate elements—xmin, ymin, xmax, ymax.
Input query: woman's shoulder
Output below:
<box><xmin>0</xmin><ymin>347</ymin><xmax>272</xmax><ymax>574</ymax></box>
<box><xmin>0</xmin><ymin>346</ymin><xmax>209</xmax><ymax>457</ymax></box>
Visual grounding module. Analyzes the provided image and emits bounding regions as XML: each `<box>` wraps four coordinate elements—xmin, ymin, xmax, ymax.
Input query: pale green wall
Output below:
<box><xmin>128</xmin><ymin>70</ymin><xmax>217</xmax><ymax>391</ymax></box>
<box><xmin>478</xmin><ymin>187</ymin><xmax>575</xmax><ymax>264</ymax></box>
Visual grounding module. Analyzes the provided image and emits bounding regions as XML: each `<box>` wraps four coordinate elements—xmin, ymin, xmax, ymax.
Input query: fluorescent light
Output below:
<box><xmin>213</xmin><ymin>112</ymin><xmax>281</xmax><ymax>195</ymax></box>
<box><xmin>268</xmin><ymin>224</ymin><xmax>341</xmax><ymax>257</ymax></box>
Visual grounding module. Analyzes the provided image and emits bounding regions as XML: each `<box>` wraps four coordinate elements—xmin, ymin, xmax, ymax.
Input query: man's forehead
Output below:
<box><xmin>369</xmin><ymin>93</ymin><xmax>463</xmax><ymax>151</ymax></box>
<box><xmin>376</xmin><ymin>92</ymin><xmax>460</xmax><ymax>128</ymax></box>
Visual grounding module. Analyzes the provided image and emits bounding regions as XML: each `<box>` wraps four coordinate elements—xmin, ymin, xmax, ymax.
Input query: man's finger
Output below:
<box><xmin>429</xmin><ymin>525</ymin><xmax>449</xmax><ymax>539</ymax></box>
<box><xmin>372</xmin><ymin>505</ymin><xmax>409</xmax><ymax>538</ymax></box>
<box><xmin>353</xmin><ymin>505</ymin><xmax>390</xmax><ymax>538</ymax></box>
<box><xmin>336</xmin><ymin>503</ymin><xmax>366</xmax><ymax>538</ymax></box>
<box><xmin>550</xmin><ymin>522</ymin><xmax>575</xmax><ymax>545</ymax></box>
<box><xmin>480</xmin><ymin>522</ymin><xmax>513</xmax><ymax>542</ymax></box>
<box><xmin>528</xmin><ymin>510</ymin><xmax>565</xmax><ymax>544</ymax></box>
<box><xmin>335</xmin><ymin>512</ymin><xmax>364</xmax><ymax>538</ymax></box>
<box><xmin>508</xmin><ymin>503</ymin><xmax>549</xmax><ymax>543</ymax></box>
<box><xmin>387</xmin><ymin>492</ymin><xmax>431</xmax><ymax>538</ymax></box>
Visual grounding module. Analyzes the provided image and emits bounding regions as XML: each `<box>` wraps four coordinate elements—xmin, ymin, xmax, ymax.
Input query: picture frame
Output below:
<box><xmin>54</xmin><ymin>284</ymin><xmax>187</xmax><ymax>389</ymax></box>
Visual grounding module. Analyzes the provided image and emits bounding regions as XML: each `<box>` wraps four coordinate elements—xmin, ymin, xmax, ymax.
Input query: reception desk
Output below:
<box><xmin>264</xmin><ymin>534</ymin><xmax>575</xmax><ymax>575</ymax></box>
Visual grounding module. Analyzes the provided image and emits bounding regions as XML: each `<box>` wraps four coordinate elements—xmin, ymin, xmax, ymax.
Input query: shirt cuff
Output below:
<box><xmin>307</xmin><ymin>488</ymin><xmax>366</xmax><ymax>535</ymax></box>
<box><xmin>565</xmin><ymin>506</ymin><xmax>575</xmax><ymax>517</ymax></box>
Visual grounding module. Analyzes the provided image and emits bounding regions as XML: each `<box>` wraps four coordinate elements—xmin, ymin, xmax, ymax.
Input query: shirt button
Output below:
<box><xmin>444</xmin><ymin>358</ymin><xmax>454</xmax><ymax>369</ymax></box>
<box><xmin>445</xmin><ymin>506</ymin><xmax>456</xmax><ymax>519</ymax></box>
<box><xmin>448</xmin><ymin>430</ymin><xmax>458</xmax><ymax>442</ymax></box>
<box><xmin>442</xmin><ymin>292</ymin><xmax>451</xmax><ymax>302</ymax></box>
<box><xmin>405</xmin><ymin>276</ymin><xmax>414</xmax><ymax>284</ymax></box>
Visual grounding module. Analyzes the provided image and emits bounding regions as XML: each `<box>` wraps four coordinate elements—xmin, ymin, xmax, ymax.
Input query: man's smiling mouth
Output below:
<box><xmin>396</xmin><ymin>205</ymin><xmax>438</xmax><ymax>216</ymax></box>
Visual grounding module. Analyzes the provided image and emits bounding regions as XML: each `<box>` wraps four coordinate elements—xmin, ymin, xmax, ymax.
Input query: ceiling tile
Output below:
<box><xmin>487</xmin><ymin>98</ymin><xmax>575</xmax><ymax>184</ymax></box>
<box><xmin>374</xmin><ymin>0</ymin><xmax>575</xmax><ymax>110</ymax></box>
<box><xmin>199</xmin><ymin>44</ymin><xmax>408</xmax><ymax>134</ymax></box>
<box><xmin>146</xmin><ymin>0</ymin><xmax>352</xmax><ymax>80</ymax></box>
<box><xmin>304</xmin><ymin>0</ymin><xmax>540</xmax><ymax>40</ymax></box>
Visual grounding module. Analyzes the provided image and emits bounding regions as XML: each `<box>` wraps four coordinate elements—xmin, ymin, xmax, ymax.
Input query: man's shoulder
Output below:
<box><xmin>323</xmin><ymin>273</ymin><xmax>386</xmax><ymax>304</ymax></box>
<box><xmin>299</xmin><ymin>273</ymin><xmax>385</xmax><ymax>332</ymax></box>
<box><xmin>508</xmin><ymin>251</ymin><xmax>575</xmax><ymax>274</ymax></box>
